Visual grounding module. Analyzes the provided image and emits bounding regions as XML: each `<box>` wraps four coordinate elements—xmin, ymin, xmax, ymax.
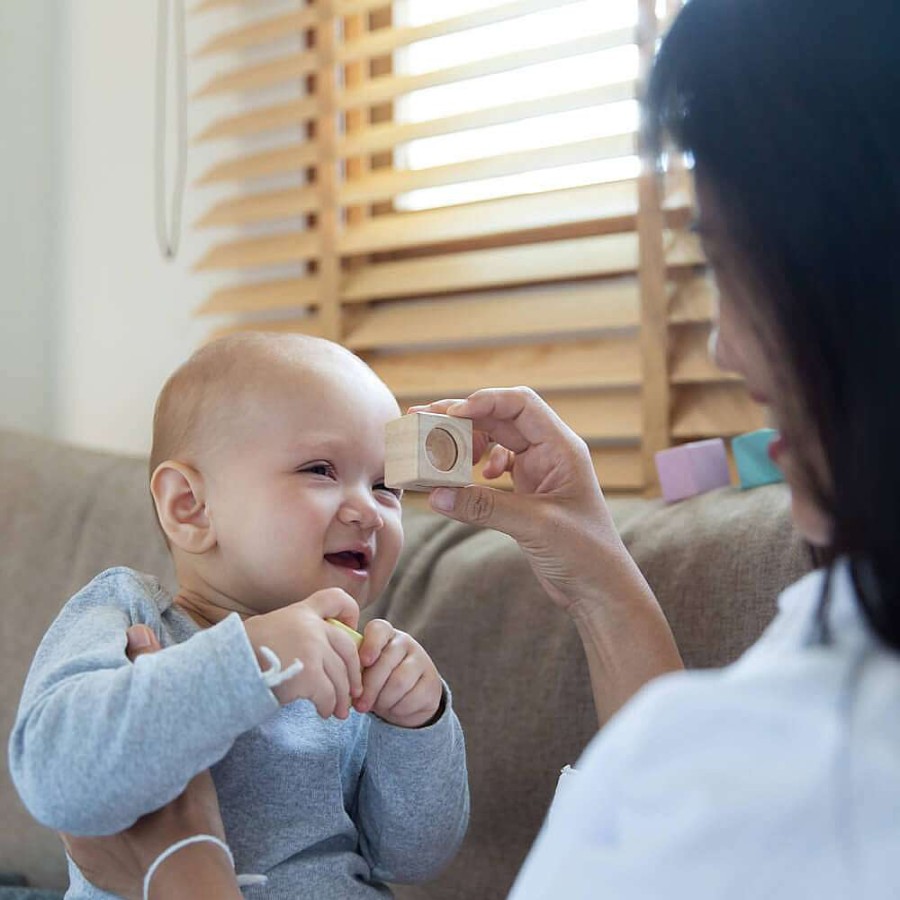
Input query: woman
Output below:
<box><xmin>65</xmin><ymin>0</ymin><xmax>900</xmax><ymax>896</ymax></box>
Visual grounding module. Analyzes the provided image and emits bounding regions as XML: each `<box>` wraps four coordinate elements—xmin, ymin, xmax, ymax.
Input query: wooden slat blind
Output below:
<box><xmin>191</xmin><ymin>0</ymin><xmax>760</xmax><ymax>496</ymax></box>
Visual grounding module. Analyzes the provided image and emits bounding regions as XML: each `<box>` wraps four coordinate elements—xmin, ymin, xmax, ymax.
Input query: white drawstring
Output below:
<box><xmin>258</xmin><ymin>645</ymin><xmax>304</xmax><ymax>688</ymax></box>
<box><xmin>142</xmin><ymin>834</ymin><xmax>268</xmax><ymax>898</ymax></box>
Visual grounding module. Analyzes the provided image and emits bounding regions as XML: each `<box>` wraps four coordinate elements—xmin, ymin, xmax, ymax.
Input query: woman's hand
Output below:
<box><xmin>410</xmin><ymin>387</ymin><xmax>623</xmax><ymax>617</ymax></box>
<box><xmin>411</xmin><ymin>388</ymin><xmax>683</xmax><ymax>723</ymax></box>
<box><xmin>60</xmin><ymin>626</ymin><xmax>241</xmax><ymax>900</ymax></box>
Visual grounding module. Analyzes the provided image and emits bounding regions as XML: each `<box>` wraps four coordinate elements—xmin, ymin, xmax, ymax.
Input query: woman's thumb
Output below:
<box><xmin>125</xmin><ymin>624</ymin><xmax>162</xmax><ymax>661</ymax></box>
<box><xmin>429</xmin><ymin>484</ymin><xmax>521</xmax><ymax>535</ymax></box>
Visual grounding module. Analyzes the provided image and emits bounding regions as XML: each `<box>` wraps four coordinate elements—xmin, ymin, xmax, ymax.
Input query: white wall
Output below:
<box><xmin>3</xmin><ymin>0</ymin><xmax>309</xmax><ymax>456</ymax></box>
<box><xmin>54</xmin><ymin>0</ymin><xmax>213</xmax><ymax>456</ymax></box>
<box><xmin>0</xmin><ymin>1</ymin><xmax>60</xmax><ymax>437</ymax></box>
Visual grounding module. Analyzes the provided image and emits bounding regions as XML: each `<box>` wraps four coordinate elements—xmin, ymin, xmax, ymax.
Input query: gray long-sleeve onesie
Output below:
<box><xmin>9</xmin><ymin>568</ymin><xmax>469</xmax><ymax>899</ymax></box>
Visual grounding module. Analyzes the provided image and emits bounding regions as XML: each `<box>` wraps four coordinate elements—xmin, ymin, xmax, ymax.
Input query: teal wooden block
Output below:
<box><xmin>732</xmin><ymin>429</ymin><xmax>784</xmax><ymax>489</ymax></box>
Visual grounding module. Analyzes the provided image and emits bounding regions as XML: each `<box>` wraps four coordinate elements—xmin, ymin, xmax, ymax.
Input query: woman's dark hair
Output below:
<box><xmin>647</xmin><ymin>0</ymin><xmax>900</xmax><ymax>650</ymax></box>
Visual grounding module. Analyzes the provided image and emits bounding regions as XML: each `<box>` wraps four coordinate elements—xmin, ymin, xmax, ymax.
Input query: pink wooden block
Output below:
<box><xmin>655</xmin><ymin>439</ymin><xmax>731</xmax><ymax>503</ymax></box>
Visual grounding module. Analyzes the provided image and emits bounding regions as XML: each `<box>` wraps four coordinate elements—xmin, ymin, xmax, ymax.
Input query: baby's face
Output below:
<box><xmin>200</xmin><ymin>364</ymin><xmax>404</xmax><ymax>614</ymax></box>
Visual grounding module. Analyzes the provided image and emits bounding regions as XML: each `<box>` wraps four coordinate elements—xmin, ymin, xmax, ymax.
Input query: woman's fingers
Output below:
<box><xmin>407</xmin><ymin>399</ymin><xmax>466</xmax><ymax>415</ymax></box>
<box><xmin>429</xmin><ymin>483</ymin><xmax>531</xmax><ymax>535</ymax></box>
<box><xmin>125</xmin><ymin>625</ymin><xmax>162</xmax><ymax>662</ymax></box>
<box><xmin>447</xmin><ymin>387</ymin><xmax>573</xmax><ymax>454</ymax></box>
<box><xmin>482</xmin><ymin>442</ymin><xmax>516</xmax><ymax>479</ymax></box>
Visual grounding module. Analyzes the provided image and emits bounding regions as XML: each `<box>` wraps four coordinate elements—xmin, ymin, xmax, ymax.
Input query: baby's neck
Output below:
<box><xmin>173</xmin><ymin>586</ymin><xmax>250</xmax><ymax>630</ymax></box>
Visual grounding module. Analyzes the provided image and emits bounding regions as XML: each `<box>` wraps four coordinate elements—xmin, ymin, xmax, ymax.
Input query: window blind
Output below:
<box><xmin>191</xmin><ymin>0</ymin><xmax>764</xmax><ymax>495</ymax></box>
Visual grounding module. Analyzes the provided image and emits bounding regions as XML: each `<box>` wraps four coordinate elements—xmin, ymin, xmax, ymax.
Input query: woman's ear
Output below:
<box><xmin>150</xmin><ymin>461</ymin><xmax>216</xmax><ymax>554</ymax></box>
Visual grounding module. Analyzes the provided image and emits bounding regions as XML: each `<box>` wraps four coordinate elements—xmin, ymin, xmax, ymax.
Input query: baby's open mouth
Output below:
<box><xmin>325</xmin><ymin>551</ymin><xmax>368</xmax><ymax>570</ymax></box>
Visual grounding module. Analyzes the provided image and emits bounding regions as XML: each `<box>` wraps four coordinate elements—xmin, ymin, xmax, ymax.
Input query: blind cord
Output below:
<box><xmin>154</xmin><ymin>0</ymin><xmax>187</xmax><ymax>260</ymax></box>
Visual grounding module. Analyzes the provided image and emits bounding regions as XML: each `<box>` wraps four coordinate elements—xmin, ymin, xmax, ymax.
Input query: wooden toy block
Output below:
<box><xmin>655</xmin><ymin>438</ymin><xmax>731</xmax><ymax>503</ymax></box>
<box><xmin>326</xmin><ymin>618</ymin><xmax>364</xmax><ymax>648</ymax></box>
<box><xmin>385</xmin><ymin>413</ymin><xmax>473</xmax><ymax>492</ymax></box>
<box><xmin>732</xmin><ymin>428</ymin><xmax>784</xmax><ymax>490</ymax></box>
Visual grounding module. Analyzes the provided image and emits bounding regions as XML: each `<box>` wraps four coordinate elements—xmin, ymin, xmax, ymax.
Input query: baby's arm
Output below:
<box><xmin>8</xmin><ymin>570</ymin><xmax>278</xmax><ymax>836</ymax></box>
<box><xmin>356</xmin><ymin>689</ymin><xmax>469</xmax><ymax>882</ymax></box>
<box><xmin>353</xmin><ymin>622</ymin><xmax>469</xmax><ymax>882</ymax></box>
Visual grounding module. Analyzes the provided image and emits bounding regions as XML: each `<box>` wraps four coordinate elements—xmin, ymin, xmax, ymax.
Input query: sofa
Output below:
<box><xmin>0</xmin><ymin>429</ymin><xmax>811</xmax><ymax>898</ymax></box>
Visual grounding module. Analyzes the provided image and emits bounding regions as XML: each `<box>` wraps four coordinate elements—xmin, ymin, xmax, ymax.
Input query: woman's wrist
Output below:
<box><xmin>567</xmin><ymin>543</ymin><xmax>683</xmax><ymax>725</ymax></box>
<box><xmin>147</xmin><ymin>841</ymin><xmax>242</xmax><ymax>900</ymax></box>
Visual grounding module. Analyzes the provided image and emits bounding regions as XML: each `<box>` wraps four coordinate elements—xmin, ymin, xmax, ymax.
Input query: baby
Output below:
<box><xmin>9</xmin><ymin>333</ymin><xmax>469</xmax><ymax>899</ymax></box>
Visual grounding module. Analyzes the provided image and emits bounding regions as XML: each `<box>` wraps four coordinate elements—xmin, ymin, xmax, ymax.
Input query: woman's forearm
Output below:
<box><xmin>570</xmin><ymin>543</ymin><xmax>683</xmax><ymax>727</ymax></box>
<box><xmin>148</xmin><ymin>843</ymin><xmax>243</xmax><ymax>900</ymax></box>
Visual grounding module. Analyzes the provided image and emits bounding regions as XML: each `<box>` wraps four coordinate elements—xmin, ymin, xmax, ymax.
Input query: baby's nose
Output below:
<box><xmin>339</xmin><ymin>493</ymin><xmax>383</xmax><ymax>529</ymax></box>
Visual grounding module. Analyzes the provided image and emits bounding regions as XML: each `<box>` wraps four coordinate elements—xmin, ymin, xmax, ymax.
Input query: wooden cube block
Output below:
<box><xmin>732</xmin><ymin>428</ymin><xmax>784</xmax><ymax>490</ymax></box>
<box><xmin>385</xmin><ymin>413</ymin><xmax>473</xmax><ymax>492</ymax></box>
<box><xmin>655</xmin><ymin>438</ymin><xmax>731</xmax><ymax>503</ymax></box>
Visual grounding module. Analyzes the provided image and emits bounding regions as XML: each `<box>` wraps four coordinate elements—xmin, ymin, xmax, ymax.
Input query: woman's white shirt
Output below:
<box><xmin>509</xmin><ymin>560</ymin><xmax>900</xmax><ymax>900</ymax></box>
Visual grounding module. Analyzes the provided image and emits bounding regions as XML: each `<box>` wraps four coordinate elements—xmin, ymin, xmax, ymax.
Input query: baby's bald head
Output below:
<box><xmin>150</xmin><ymin>332</ymin><xmax>388</xmax><ymax>476</ymax></box>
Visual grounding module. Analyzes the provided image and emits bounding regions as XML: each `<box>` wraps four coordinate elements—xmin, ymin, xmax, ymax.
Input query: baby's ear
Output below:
<box><xmin>150</xmin><ymin>461</ymin><xmax>216</xmax><ymax>554</ymax></box>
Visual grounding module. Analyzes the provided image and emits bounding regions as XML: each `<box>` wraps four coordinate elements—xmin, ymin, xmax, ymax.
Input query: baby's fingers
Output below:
<box><xmin>386</xmin><ymin>674</ymin><xmax>442</xmax><ymax>725</ymax></box>
<box><xmin>358</xmin><ymin>618</ymin><xmax>396</xmax><ymax>669</ymax></box>
<box><xmin>328</xmin><ymin>625</ymin><xmax>364</xmax><ymax>699</ymax></box>
<box><xmin>356</xmin><ymin>629</ymin><xmax>409</xmax><ymax>713</ymax></box>
<box><xmin>370</xmin><ymin>657</ymin><xmax>425</xmax><ymax>714</ymax></box>
<box><xmin>322</xmin><ymin>653</ymin><xmax>353</xmax><ymax>719</ymax></box>
<box><xmin>308</xmin><ymin>673</ymin><xmax>339</xmax><ymax>720</ymax></box>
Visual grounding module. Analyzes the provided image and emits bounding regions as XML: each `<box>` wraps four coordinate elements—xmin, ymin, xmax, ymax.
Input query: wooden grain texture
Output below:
<box><xmin>670</xmin><ymin>322</ymin><xmax>743</xmax><ymax>384</ymax></box>
<box><xmin>314</xmin><ymin>4</ymin><xmax>341</xmax><ymax>342</ymax></box>
<box><xmin>194</xmin><ymin>143</ymin><xmax>318</xmax><ymax>186</ymax></box>
<box><xmin>196</xmin><ymin>277</ymin><xmax>321</xmax><ymax>316</ymax></box>
<box><xmin>193</xmin><ymin>230</ymin><xmax>318</xmax><ymax>271</ymax></box>
<box><xmin>671</xmin><ymin>383</ymin><xmax>767</xmax><ymax>438</ymax></box>
<box><xmin>340</xmin><ymin>182</ymin><xmax>644</xmax><ymax>256</ymax></box>
<box><xmin>195</xmin><ymin>185</ymin><xmax>319</xmax><ymax>228</ymax></box>
<box><xmin>194</xmin><ymin>50</ymin><xmax>319</xmax><ymax>98</ymax></box>
<box><xmin>669</xmin><ymin>274</ymin><xmax>715</xmax><ymax>323</ymax></box>
<box><xmin>342</xmin><ymin>233</ymin><xmax>640</xmax><ymax>302</ymax></box>
<box><xmin>385</xmin><ymin>413</ymin><xmax>473</xmax><ymax>491</ymax></box>
<box><xmin>636</xmin><ymin>0</ymin><xmax>668</xmax><ymax>496</ymax></box>
<box><xmin>194</xmin><ymin>10</ymin><xmax>318</xmax><ymax>58</ymax></box>
<box><xmin>339</xmin><ymin>134</ymin><xmax>637</xmax><ymax>207</ymax></box>
<box><xmin>364</xmin><ymin>335</ymin><xmax>642</xmax><ymax>397</ymax></box>
<box><xmin>195</xmin><ymin>96</ymin><xmax>317</xmax><ymax>142</ymax></box>
<box><xmin>344</xmin><ymin>280</ymin><xmax>640</xmax><ymax>349</ymax></box>
<box><xmin>400</xmin><ymin>388</ymin><xmax>641</xmax><ymax>442</ymax></box>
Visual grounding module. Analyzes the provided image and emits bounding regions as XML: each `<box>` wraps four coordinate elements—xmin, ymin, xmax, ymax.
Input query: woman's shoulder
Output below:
<box><xmin>549</xmin><ymin>646</ymin><xmax>900</xmax><ymax>896</ymax></box>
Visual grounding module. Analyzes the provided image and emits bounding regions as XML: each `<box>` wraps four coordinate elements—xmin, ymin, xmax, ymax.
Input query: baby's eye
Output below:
<box><xmin>374</xmin><ymin>481</ymin><xmax>403</xmax><ymax>500</ymax></box>
<box><xmin>299</xmin><ymin>462</ymin><xmax>336</xmax><ymax>479</ymax></box>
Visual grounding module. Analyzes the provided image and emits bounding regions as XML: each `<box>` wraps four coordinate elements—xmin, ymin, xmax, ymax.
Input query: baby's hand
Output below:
<box><xmin>354</xmin><ymin>620</ymin><xmax>443</xmax><ymax>728</ymax></box>
<box><xmin>243</xmin><ymin>588</ymin><xmax>363</xmax><ymax>719</ymax></box>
